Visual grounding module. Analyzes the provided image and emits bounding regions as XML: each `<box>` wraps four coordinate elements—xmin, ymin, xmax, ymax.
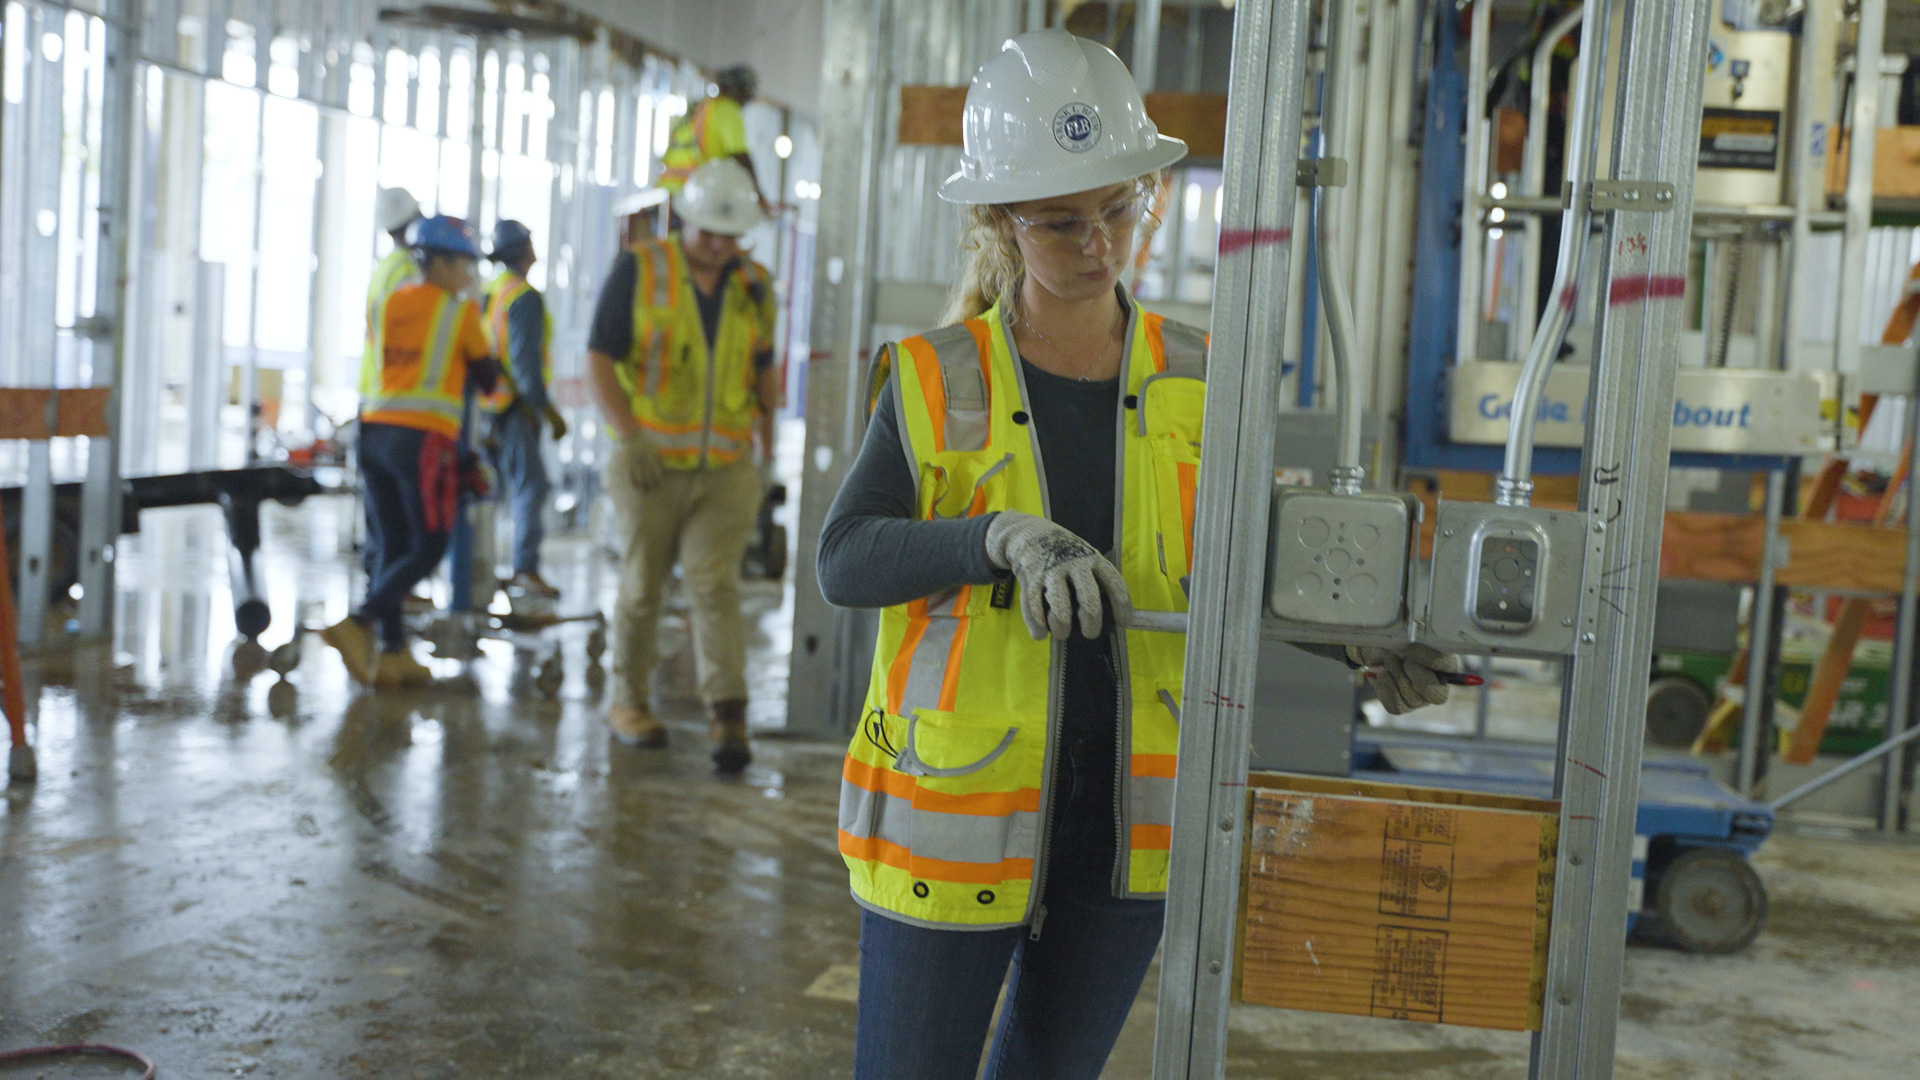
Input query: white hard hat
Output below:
<box><xmin>376</xmin><ymin>187</ymin><xmax>421</xmax><ymax>233</ymax></box>
<box><xmin>678</xmin><ymin>159</ymin><xmax>766</xmax><ymax>236</ymax></box>
<box><xmin>940</xmin><ymin>29</ymin><xmax>1187</xmax><ymax>205</ymax></box>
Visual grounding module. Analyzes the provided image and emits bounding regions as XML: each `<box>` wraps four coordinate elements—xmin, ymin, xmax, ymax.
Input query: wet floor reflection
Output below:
<box><xmin>3</xmin><ymin>496</ymin><xmax>859</xmax><ymax>1077</ymax></box>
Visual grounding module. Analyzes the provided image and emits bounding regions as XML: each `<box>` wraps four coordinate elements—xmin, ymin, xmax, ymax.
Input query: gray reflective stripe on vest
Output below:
<box><xmin>640</xmin><ymin>243</ymin><xmax>673</xmax><ymax>396</ymax></box>
<box><xmin>893</xmin><ymin>614</ymin><xmax>963</xmax><ymax>719</ymax></box>
<box><xmin>643</xmin><ymin>242</ymin><xmax>672</xmax><ymax>308</ymax></box>
<box><xmin>366</xmin><ymin>391</ymin><xmax>463</xmax><ymax>424</ymax></box>
<box><xmin>1158</xmin><ymin>319</ymin><xmax>1208</xmax><ymax>378</ymax></box>
<box><xmin>838</xmin><ymin>782</ymin><xmax>1040</xmax><ymax>866</ymax></box>
<box><xmin>643</xmin><ymin>332</ymin><xmax>667</xmax><ymax>397</ymax></box>
<box><xmin>919</xmin><ymin>322</ymin><xmax>991</xmax><ymax>453</ymax></box>
<box><xmin>1129</xmin><ymin>773</ymin><xmax>1175</xmax><ymax>829</ymax></box>
<box><xmin>419</xmin><ymin>297</ymin><xmax>461</xmax><ymax>393</ymax></box>
<box><xmin>641</xmin><ymin>426</ymin><xmax>706</xmax><ymax>452</ymax></box>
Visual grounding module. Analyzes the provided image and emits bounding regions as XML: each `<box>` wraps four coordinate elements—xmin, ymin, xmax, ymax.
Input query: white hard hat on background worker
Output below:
<box><xmin>938</xmin><ymin>28</ymin><xmax>1187</xmax><ymax>205</ymax></box>
<box><xmin>677</xmin><ymin>158</ymin><xmax>768</xmax><ymax>236</ymax></box>
<box><xmin>376</xmin><ymin>187</ymin><xmax>422</xmax><ymax>234</ymax></box>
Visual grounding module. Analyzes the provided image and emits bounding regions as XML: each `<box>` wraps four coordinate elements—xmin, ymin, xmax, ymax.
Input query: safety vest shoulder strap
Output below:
<box><xmin>633</xmin><ymin>239</ymin><xmax>676</xmax><ymax>310</ymax></box>
<box><xmin>1156</xmin><ymin>317</ymin><xmax>1209</xmax><ymax>378</ymax></box>
<box><xmin>894</xmin><ymin>320</ymin><xmax>993</xmax><ymax>455</ymax></box>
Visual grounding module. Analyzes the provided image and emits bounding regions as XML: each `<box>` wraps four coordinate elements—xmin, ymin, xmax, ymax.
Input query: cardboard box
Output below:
<box><xmin>1236</xmin><ymin>773</ymin><xmax>1558</xmax><ymax>1031</ymax></box>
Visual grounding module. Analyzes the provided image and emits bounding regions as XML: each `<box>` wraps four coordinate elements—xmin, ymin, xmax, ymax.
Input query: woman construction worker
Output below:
<box><xmin>482</xmin><ymin>220</ymin><xmax>567</xmax><ymax>600</ymax></box>
<box><xmin>325</xmin><ymin>215</ymin><xmax>499</xmax><ymax>688</ymax></box>
<box><xmin>586</xmin><ymin>157</ymin><xmax>780</xmax><ymax>774</ymax></box>
<box><xmin>815</xmin><ymin>31</ymin><xmax>1459</xmax><ymax>1079</ymax></box>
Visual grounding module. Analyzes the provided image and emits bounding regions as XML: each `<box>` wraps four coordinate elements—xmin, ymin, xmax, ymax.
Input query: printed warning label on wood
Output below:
<box><xmin>1370</xmin><ymin>925</ymin><xmax>1448</xmax><ymax>1022</ymax></box>
<box><xmin>1237</xmin><ymin>779</ymin><xmax>1558</xmax><ymax>1032</ymax></box>
<box><xmin>1379</xmin><ymin>805</ymin><xmax>1457</xmax><ymax>920</ymax></box>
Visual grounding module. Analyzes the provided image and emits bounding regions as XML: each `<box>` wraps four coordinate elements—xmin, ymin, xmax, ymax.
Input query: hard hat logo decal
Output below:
<box><xmin>1052</xmin><ymin>103</ymin><xmax>1102</xmax><ymax>153</ymax></box>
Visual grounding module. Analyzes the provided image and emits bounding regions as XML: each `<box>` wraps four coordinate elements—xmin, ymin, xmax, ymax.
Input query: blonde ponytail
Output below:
<box><xmin>942</xmin><ymin>205</ymin><xmax>1026</xmax><ymax>326</ymax></box>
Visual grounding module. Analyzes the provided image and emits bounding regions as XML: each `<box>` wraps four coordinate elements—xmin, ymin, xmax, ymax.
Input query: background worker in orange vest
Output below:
<box><xmin>359</xmin><ymin>187</ymin><xmax>423</xmax><ymax>577</ymax></box>
<box><xmin>586</xmin><ymin>158</ymin><xmax>778</xmax><ymax>772</ymax></box>
<box><xmin>659</xmin><ymin>66</ymin><xmax>774</xmax><ymax>218</ymax></box>
<box><xmin>481</xmin><ymin>220</ymin><xmax>567</xmax><ymax>600</ymax></box>
<box><xmin>324</xmin><ymin>215</ymin><xmax>499</xmax><ymax>689</ymax></box>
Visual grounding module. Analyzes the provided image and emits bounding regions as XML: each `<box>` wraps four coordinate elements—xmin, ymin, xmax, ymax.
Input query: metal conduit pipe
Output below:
<box><xmin>1495</xmin><ymin>0</ymin><xmax>1612</xmax><ymax>506</ymax></box>
<box><xmin>1518</xmin><ymin>5</ymin><xmax>1584</xmax><ymax>357</ymax></box>
<box><xmin>1317</xmin><ymin>0</ymin><xmax>1366</xmax><ymax>489</ymax></box>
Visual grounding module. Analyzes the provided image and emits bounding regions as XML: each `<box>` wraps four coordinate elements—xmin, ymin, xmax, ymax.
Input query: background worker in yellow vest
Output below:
<box><xmin>325</xmin><ymin>215</ymin><xmax>500</xmax><ymax>690</ymax></box>
<box><xmin>586</xmin><ymin>158</ymin><xmax>779</xmax><ymax>773</ymax></box>
<box><xmin>816</xmin><ymin>32</ymin><xmax>1456</xmax><ymax>1079</ymax></box>
<box><xmin>659</xmin><ymin>66</ymin><xmax>773</xmax><ymax>218</ymax></box>
<box><xmin>358</xmin><ymin>187</ymin><xmax>424</xmax><ymax>577</ymax></box>
<box><xmin>481</xmin><ymin>220</ymin><xmax>568</xmax><ymax>599</ymax></box>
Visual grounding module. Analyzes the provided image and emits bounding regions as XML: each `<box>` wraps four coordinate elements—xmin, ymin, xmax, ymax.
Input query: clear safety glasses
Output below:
<box><xmin>1007</xmin><ymin>196</ymin><xmax>1147</xmax><ymax>252</ymax></box>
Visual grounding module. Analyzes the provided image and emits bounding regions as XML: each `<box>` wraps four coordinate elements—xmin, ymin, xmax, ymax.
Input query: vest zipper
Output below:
<box><xmin>1024</xmin><ymin>635</ymin><xmax>1069</xmax><ymax>932</ymax></box>
<box><xmin>1110</xmin><ymin>632</ymin><xmax>1129</xmax><ymax>896</ymax></box>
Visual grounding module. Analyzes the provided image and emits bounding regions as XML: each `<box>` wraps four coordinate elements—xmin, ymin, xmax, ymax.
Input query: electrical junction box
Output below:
<box><xmin>1264</xmin><ymin>486</ymin><xmax>1420</xmax><ymax>649</ymax></box>
<box><xmin>1423</xmin><ymin>501</ymin><xmax>1588</xmax><ymax>658</ymax></box>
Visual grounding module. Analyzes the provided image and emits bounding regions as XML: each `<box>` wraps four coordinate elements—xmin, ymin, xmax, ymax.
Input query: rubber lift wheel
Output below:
<box><xmin>1655</xmin><ymin>846</ymin><xmax>1767</xmax><ymax>954</ymax></box>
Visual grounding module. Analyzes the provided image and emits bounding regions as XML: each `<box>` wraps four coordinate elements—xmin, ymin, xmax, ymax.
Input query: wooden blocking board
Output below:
<box><xmin>1237</xmin><ymin>774</ymin><xmax>1558</xmax><ymax>1031</ymax></box>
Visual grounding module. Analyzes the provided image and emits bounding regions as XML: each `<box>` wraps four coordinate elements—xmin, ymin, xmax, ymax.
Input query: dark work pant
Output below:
<box><xmin>853</xmin><ymin>885</ymin><xmax>1165</xmax><ymax>1080</ymax></box>
<box><xmin>486</xmin><ymin>404</ymin><xmax>549</xmax><ymax>576</ymax></box>
<box><xmin>356</xmin><ymin>421</ymin><xmax>451</xmax><ymax>650</ymax></box>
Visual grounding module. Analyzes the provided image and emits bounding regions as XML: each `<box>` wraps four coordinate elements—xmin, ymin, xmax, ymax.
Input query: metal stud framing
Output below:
<box><xmin>1152</xmin><ymin>0</ymin><xmax>1313</xmax><ymax>1070</ymax></box>
<box><xmin>1533</xmin><ymin>0</ymin><xmax>1715</xmax><ymax>1072</ymax></box>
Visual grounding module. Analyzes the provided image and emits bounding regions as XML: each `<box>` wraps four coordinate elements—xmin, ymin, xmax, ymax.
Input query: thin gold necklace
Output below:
<box><xmin>1020</xmin><ymin>309</ymin><xmax>1122</xmax><ymax>382</ymax></box>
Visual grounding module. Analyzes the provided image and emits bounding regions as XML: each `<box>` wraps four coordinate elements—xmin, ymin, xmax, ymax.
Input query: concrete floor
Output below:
<box><xmin>4</xmin><ymin>497</ymin><xmax>1920</xmax><ymax>1078</ymax></box>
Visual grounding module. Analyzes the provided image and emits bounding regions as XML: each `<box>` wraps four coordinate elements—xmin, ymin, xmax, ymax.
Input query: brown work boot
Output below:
<box><xmin>609</xmin><ymin>703</ymin><xmax>667</xmax><ymax>748</ymax></box>
<box><xmin>709</xmin><ymin>699</ymin><xmax>751</xmax><ymax>774</ymax></box>
<box><xmin>320</xmin><ymin>616</ymin><xmax>377</xmax><ymax>686</ymax></box>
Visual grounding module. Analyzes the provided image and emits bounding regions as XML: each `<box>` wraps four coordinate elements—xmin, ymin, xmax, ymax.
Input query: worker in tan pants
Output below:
<box><xmin>587</xmin><ymin>159</ymin><xmax>778</xmax><ymax>773</ymax></box>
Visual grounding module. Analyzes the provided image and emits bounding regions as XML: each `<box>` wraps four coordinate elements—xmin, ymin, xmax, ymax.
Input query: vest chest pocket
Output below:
<box><xmin>919</xmin><ymin>450</ymin><xmax>1013</xmax><ymax>522</ymax></box>
<box><xmin>1136</xmin><ymin>374</ymin><xmax>1206</xmax><ymax>594</ymax></box>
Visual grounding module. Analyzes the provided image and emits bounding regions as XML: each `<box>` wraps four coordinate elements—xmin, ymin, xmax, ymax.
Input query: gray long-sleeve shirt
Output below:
<box><xmin>816</xmin><ymin>376</ymin><xmax>1004</xmax><ymax>608</ymax></box>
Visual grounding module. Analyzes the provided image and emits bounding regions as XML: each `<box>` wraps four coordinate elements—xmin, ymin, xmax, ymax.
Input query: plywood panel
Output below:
<box><xmin>0</xmin><ymin>387</ymin><xmax>112</xmax><ymax>440</ymax></box>
<box><xmin>1237</xmin><ymin>785</ymin><xmax>1557</xmax><ymax>1032</ymax></box>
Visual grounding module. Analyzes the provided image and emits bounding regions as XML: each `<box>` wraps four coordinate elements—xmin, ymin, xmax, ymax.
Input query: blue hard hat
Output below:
<box><xmin>406</xmin><ymin>215</ymin><xmax>481</xmax><ymax>259</ymax></box>
<box><xmin>488</xmin><ymin>219</ymin><xmax>534</xmax><ymax>262</ymax></box>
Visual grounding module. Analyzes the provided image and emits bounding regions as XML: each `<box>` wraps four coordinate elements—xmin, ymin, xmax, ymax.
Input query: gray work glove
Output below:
<box><xmin>1346</xmin><ymin>643</ymin><xmax>1460</xmax><ymax>715</ymax></box>
<box><xmin>620</xmin><ymin>433</ymin><xmax>665</xmax><ymax>492</ymax></box>
<box><xmin>985</xmin><ymin>510</ymin><xmax>1132</xmax><ymax>641</ymax></box>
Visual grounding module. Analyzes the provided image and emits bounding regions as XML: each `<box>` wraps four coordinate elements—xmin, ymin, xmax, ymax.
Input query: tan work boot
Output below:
<box><xmin>609</xmin><ymin>704</ymin><xmax>667</xmax><ymax>748</ymax></box>
<box><xmin>709</xmin><ymin>699</ymin><xmax>751</xmax><ymax>774</ymax></box>
<box><xmin>320</xmin><ymin>616</ymin><xmax>377</xmax><ymax>686</ymax></box>
<box><xmin>508</xmin><ymin>571</ymin><xmax>560</xmax><ymax>599</ymax></box>
<box><xmin>372</xmin><ymin>650</ymin><xmax>435</xmax><ymax>689</ymax></box>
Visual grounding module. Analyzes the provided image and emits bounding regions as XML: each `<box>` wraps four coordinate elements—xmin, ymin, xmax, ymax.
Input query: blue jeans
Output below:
<box><xmin>854</xmin><ymin>884</ymin><xmax>1165</xmax><ymax>1080</ymax></box>
<box><xmin>356</xmin><ymin>422</ymin><xmax>452</xmax><ymax>650</ymax></box>
<box><xmin>486</xmin><ymin>404</ymin><xmax>549</xmax><ymax>577</ymax></box>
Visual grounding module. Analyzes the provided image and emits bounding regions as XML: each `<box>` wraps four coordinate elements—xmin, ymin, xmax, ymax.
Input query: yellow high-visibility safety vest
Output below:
<box><xmin>837</xmin><ymin>297</ymin><xmax>1207</xmax><ymax>929</ymax></box>
<box><xmin>360</xmin><ymin>247</ymin><xmax>419</xmax><ymax>399</ymax></box>
<box><xmin>659</xmin><ymin>97</ymin><xmax>748</xmax><ymax>193</ymax></box>
<box><xmin>361</xmin><ymin>285</ymin><xmax>472</xmax><ymax>439</ymax></box>
<box><xmin>481</xmin><ymin>271</ymin><xmax>553</xmax><ymax>413</ymax></box>
<box><xmin>616</xmin><ymin>236</ymin><xmax>775</xmax><ymax>468</ymax></box>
